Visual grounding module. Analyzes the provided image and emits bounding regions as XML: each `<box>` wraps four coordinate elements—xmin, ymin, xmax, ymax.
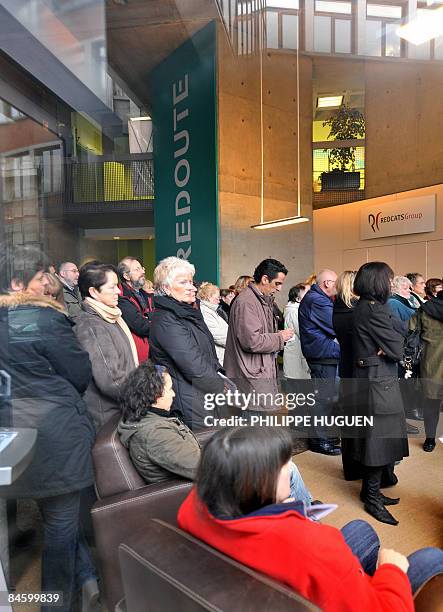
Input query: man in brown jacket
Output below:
<box><xmin>224</xmin><ymin>259</ymin><xmax>294</xmax><ymax>402</ymax></box>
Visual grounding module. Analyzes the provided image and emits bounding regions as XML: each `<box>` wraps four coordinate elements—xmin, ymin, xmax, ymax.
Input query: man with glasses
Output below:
<box><xmin>117</xmin><ymin>256</ymin><xmax>154</xmax><ymax>363</ymax></box>
<box><xmin>299</xmin><ymin>269</ymin><xmax>341</xmax><ymax>455</ymax></box>
<box><xmin>58</xmin><ymin>262</ymin><xmax>82</xmax><ymax>320</ymax></box>
<box><xmin>406</xmin><ymin>273</ymin><xmax>427</xmax><ymax>309</ymax></box>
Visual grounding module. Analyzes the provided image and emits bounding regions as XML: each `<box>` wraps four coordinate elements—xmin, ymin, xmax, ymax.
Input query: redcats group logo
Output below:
<box><xmin>368</xmin><ymin>210</ymin><xmax>423</xmax><ymax>233</ymax></box>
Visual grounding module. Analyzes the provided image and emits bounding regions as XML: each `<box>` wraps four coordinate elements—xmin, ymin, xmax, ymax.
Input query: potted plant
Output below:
<box><xmin>321</xmin><ymin>104</ymin><xmax>365</xmax><ymax>191</ymax></box>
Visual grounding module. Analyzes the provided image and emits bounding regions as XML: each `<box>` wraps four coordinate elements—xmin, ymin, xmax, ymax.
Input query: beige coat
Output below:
<box><xmin>224</xmin><ymin>284</ymin><xmax>283</xmax><ymax>388</ymax></box>
<box><xmin>283</xmin><ymin>302</ymin><xmax>310</xmax><ymax>379</ymax></box>
<box><xmin>199</xmin><ymin>300</ymin><xmax>228</xmax><ymax>366</ymax></box>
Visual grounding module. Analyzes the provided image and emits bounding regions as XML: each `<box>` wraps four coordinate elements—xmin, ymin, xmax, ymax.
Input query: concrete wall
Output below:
<box><xmin>217</xmin><ymin>31</ymin><xmax>314</xmax><ymax>306</ymax></box>
<box><xmin>314</xmin><ymin>184</ymin><xmax>443</xmax><ymax>278</ymax></box>
<box><xmin>365</xmin><ymin>61</ymin><xmax>443</xmax><ymax>199</ymax></box>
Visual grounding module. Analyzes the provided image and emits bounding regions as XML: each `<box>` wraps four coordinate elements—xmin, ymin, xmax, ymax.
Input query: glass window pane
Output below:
<box><xmin>267</xmin><ymin>0</ymin><xmax>299</xmax><ymax>8</ymax></box>
<box><xmin>314</xmin><ymin>15</ymin><xmax>332</xmax><ymax>52</ymax></box>
<box><xmin>365</xmin><ymin>20</ymin><xmax>382</xmax><ymax>56</ymax></box>
<box><xmin>282</xmin><ymin>14</ymin><xmax>298</xmax><ymax>49</ymax></box>
<box><xmin>335</xmin><ymin>19</ymin><xmax>351</xmax><ymax>53</ymax></box>
<box><xmin>266</xmin><ymin>10</ymin><xmax>279</xmax><ymax>48</ymax></box>
<box><xmin>435</xmin><ymin>35</ymin><xmax>443</xmax><ymax>59</ymax></box>
<box><xmin>52</xmin><ymin>148</ymin><xmax>62</xmax><ymax>192</ymax></box>
<box><xmin>43</xmin><ymin>150</ymin><xmax>51</xmax><ymax>193</ymax></box>
<box><xmin>385</xmin><ymin>22</ymin><xmax>401</xmax><ymax>57</ymax></box>
<box><xmin>367</xmin><ymin>4</ymin><xmax>402</xmax><ymax>19</ymax></box>
<box><xmin>413</xmin><ymin>40</ymin><xmax>431</xmax><ymax>60</ymax></box>
<box><xmin>315</xmin><ymin>1</ymin><xmax>352</xmax><ymax>15</ymax></box>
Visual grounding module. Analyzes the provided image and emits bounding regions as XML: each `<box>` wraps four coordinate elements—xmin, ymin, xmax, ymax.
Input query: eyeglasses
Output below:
<box><xmin>65</xmin><ymin>268</ymin><xmax>79</xmax><ymax>274</ymax></box>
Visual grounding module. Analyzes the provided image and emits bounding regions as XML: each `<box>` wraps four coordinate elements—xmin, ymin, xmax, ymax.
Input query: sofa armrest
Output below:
<box><xmin>91</xmin><ymin>479</ymin><xmax>192</xmax><ymax>611</ymax></box>
<box><xmin>414</xmin><ymin>575</ymin><xmax>443</xmax><ymax>612</ymax></box>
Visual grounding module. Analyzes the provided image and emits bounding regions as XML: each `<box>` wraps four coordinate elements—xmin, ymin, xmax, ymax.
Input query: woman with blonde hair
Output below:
<box><xmin>304</xmin><ymin>273</ymin><xmax>317</xmax><ymax>288</ymax></box>
<box><xmin>44</xmin><ymin>272</ymin><xmax>66</xmax><ymax>307</ymax></box>
<box><xmin>333</xmin><ymin>271</ymin><xmax>359</xmax><ymax>481</ymax></box>
<box><xmin>197</xmin><ymin>282</ymin><xmax>228</xmax><ymax>366</ymax></box>
<box><xmin>149</xmin><ymin>257</ymin><xmax>225</xmax><ymax>429</ymax></box>
<box><xmin>233</xmin><ymin>275</ymin><xmax>253</xmax><ymax>295</ymax></box>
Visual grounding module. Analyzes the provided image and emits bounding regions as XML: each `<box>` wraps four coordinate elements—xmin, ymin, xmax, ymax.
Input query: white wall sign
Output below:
<box><xmin>360</xmin><ymin>195</ymin><xmax>436</xmax><ymax>240</ymax></box>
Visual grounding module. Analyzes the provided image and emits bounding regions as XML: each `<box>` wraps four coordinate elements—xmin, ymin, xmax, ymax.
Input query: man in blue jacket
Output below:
<box><xmin>299</xmin><ymin>269</ymin><xmax>341</xmax><ymax>455</ymax></box>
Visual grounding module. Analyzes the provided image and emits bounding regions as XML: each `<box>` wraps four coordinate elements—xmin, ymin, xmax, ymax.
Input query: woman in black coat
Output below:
<box><xmin>332</xmin><ymin>271</ymin><xmax>362</xmax><ymax>481</ymax></box>
<box><xmin>0</xmin><ymin>268</ymin><xmax>97</xmax><ymax>611</ymax></box>
<box><xmin>352</xmin><ymin>262</ymin><xmax>409</xmax><ymax>526</ymax></box>
<box><xmin>149</xmin><ymin>257</ymin><xmax>225</xmax><ymax>430</ymax></box>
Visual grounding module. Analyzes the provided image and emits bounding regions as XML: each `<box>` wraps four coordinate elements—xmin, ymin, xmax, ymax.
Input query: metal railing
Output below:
<box><xmin>63</xmin><ymin>154</ymin><xmax>154</xmax><ymax>214</ymax></box>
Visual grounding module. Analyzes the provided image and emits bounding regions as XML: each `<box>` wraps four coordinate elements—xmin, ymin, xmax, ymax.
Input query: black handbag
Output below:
<box><xmin>402</xmin><ymin>310</ymin><xmax>423</xmax><ymax>377</ymax></box>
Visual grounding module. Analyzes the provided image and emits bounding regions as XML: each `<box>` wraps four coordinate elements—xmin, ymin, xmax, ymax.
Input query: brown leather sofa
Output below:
<box><xmin>92</xmin><ymin>416</ymin><xmax>443</xmax><ymax>612</ymax></box>
<box><xmin>91</xmin><ymin>415</ymin><xmax>196</xmax><ymax>611</ymax></box>
<box><xmin>118</xmin><ymin>520</ymin><xmax>443</xmax><ymax>612</ymax></box>
<box><xmin>119</xmin><ymin>518</ymin><xmax>317</xmax><ymax>611</ymax></box>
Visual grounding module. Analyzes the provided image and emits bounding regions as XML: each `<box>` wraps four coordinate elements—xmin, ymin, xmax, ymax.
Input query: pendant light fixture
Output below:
<box><xmin>252</xmin><ymin>6</ymin><xmax>309</xmax><ymax>230</ymax></box>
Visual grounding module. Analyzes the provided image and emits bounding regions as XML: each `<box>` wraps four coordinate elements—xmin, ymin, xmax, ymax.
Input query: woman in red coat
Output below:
<box><xmin>178</xmin><ymin>426</ymin><xmax>443</xmax><ymax>612</ymax></box>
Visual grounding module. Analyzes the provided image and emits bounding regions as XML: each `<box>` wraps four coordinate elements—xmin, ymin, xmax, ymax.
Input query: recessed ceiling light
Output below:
<box><xmin>317</xmin><ymin>95</ymin><xmax>344</xmax><ymax>108</ymax></box>
<box><xmin>113</xmin><ymin>236</ymin><xmax>120</xmax><ymax>240</ymax></box>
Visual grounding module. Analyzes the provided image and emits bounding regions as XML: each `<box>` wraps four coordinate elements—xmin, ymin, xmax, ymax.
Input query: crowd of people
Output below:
<box><xmin>0</xmin><ymin>250</ymin><xmax>442</xmax><ymax>611</ymax></box>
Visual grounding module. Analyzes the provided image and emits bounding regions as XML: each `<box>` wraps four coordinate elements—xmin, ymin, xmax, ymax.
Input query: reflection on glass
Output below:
<box><xmin>1</xmin><ymin>0</ymin><xmax>108</xmax><ymax>105</ymax></box>
<box><xmin>266</xmin><ymin>10</ymin><xmax>279</xmax><ymax>48</ymax></box>
<box><xmin>385</xmin><ymin>22</ymin><xmax>401</xmax><ymax>57</ymax></box>
<box><xmin>335</xmin><ymin>19</ymin><xmax>351</xmax><ymax>53</ymax></box>
<box><xmin>365</xmin><ymin>20</ymin><xmax>382</xmax><ymax>56</ymax></box>
<box><xmin>314</xmin><ymin>15</ymin><xmax>332</xmax><ymax>52</ymax></box>
<box><xmin>282</xmin><ymin>14</ymin><xmax>298</xmax><ymax>49</ymax></box>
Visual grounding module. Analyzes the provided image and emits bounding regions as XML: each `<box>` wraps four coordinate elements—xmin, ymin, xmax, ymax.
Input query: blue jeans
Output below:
<box><xmin>341</xmin><ymin>519</ymin><xmax>443</xmax><ymax>594</ymax></box>
<box><xmin>289</xmin><ymin>461</ymin><xmax>312</xmax><ymax>506</ymax></box>
<box><xmin>37</xmin><ymin>491</ymin><xmax>97</xmax><ymax>612</ymax></box>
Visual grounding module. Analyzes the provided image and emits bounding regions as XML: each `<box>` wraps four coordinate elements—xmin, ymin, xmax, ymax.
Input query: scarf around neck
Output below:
<box><xmin>85</xmin><ymin>297</ymin><xmax>139</xmax><ymax>366</ymax></box>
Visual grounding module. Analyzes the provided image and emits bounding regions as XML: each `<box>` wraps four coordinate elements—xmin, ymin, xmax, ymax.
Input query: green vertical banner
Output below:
<box><xmin>150</xmin><ymin>21</ymin><xmax>219</xmax><ymax>284</ymax></box>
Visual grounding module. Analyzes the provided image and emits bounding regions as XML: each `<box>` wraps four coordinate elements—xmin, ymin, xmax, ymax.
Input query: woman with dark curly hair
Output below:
<box><xmin>118</xmin><ymin>361</ymin><xmax>312</xmax><ymax>503</ymax></box>
<box><xmin>118</xmin><ymin>361</ymin><xmax>201</xmax><ymax>484</ymax></box>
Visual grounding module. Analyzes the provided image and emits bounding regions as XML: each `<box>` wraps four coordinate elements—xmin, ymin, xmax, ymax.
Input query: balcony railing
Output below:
<box><xmin>63</xmin><ymin>154</ymin><xmax>154</xmax><ymax>214</ymax></box>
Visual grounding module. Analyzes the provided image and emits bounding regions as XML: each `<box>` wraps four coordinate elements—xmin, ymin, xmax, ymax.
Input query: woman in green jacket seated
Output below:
<box><xmin>118</xmin><ymin>360</ymin><xmax>201</xmax><ymax>483</ymax></box>
<box><xmin>118</xmin><ymin>360</ymin><xmax>312</xmax><ymax>506</ymax></box>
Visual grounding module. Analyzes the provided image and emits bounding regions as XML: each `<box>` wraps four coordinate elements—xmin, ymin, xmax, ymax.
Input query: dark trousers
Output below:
<box><xmin>423</xmin><ymin>397</ymin><xmax>441</xmax><ymax>438</ymax></box>
<box><xmin>307</xmin><ymin>361</ymin><xmax>338</xmax><ymax>443</ymax></box>
<box><xmin>37</xmin><ymin>492</ymin><xmax>96</xmax><ymax>612</ymax></box>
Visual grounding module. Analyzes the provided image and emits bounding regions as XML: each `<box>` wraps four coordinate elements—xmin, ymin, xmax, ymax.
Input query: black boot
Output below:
<box><xmin>360</xmin><ymin>491</ymin><xmax>399</xmax><ymax>506</ymax></box>
<box><xmin>406</xmin><ymin>407</ymin><xmax>424</xmax><ymax>421</ymax></box>
<box><xmin>361</xmin><ymin>467</ymin><xmax>399</xmax><ymax>525</ymax></box>
<box><xmin>380</xmin><ymin>464</ymin><xmax>398</xmax><ymax>488</ymax></box>
<box><xmin>423</xmin><ymin>438</ymin><xmax>436</xmax><ymax>452</ymax></box>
